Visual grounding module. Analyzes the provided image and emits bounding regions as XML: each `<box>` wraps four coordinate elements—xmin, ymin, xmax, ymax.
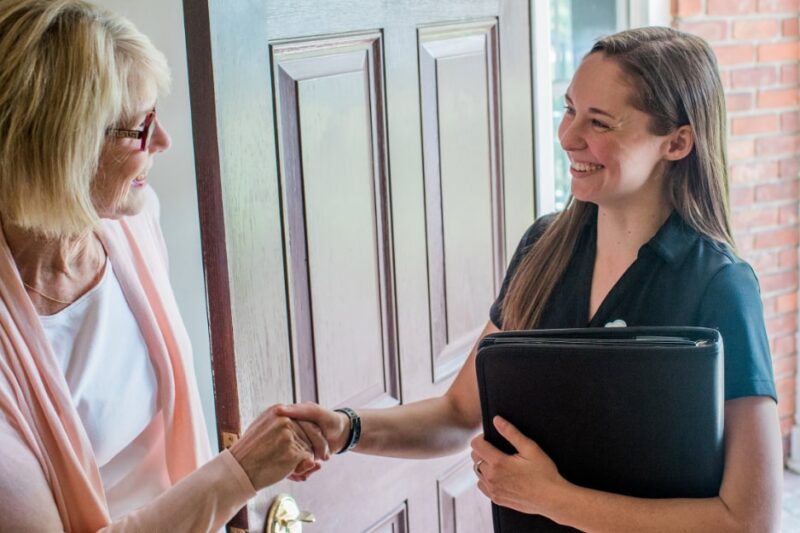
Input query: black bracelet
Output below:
<box><xmin>334</xmin><ymin>407</ymin><xmax>361</xmax><ymax>454</ymax></box>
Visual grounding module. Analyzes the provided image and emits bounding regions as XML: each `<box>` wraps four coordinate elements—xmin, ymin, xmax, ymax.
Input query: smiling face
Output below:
<box><xmin>558</xmin><ymin>53</ymin><xmax>675</xmax><ymax>209</ymax></box>
<box><xmin>92</xmin><ymin>80</ymin><xmax>171</xmax><ymax>219</ymax></box>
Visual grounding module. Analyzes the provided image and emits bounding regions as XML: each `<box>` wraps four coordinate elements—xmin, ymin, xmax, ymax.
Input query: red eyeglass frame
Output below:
<box><xmin>106</xmin><ymin>108</ymin><xmax>157</xmax><ymax>151</ymax></box>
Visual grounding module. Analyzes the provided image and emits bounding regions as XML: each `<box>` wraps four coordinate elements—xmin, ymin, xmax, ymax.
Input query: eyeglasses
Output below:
<box><xmin>106</xmin><ymin>108</ymin><xmax>157</xmax><ymax>151</ymax></box>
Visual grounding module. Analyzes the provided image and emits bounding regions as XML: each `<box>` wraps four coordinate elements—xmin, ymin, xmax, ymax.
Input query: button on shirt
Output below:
<box><xmin>490</xmin><ymin>208</ymin><xmax>777</xmax><ymax>402</ymax></box>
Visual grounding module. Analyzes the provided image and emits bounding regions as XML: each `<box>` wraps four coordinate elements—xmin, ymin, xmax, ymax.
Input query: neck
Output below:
<box><xmin>595</xmin><ymin>198</ymin><xmax>672</xmax><ymax>260</ymax></box>
<box><xmin>2</xmin><ymin>219</ymin><xmax>106</xmax><ymax>313</ymax></box>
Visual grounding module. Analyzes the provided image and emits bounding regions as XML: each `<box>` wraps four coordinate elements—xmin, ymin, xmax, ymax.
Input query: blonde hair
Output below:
<box><xmin>0</xmin><ymin>0</ymin><xmax>170</xmax><ymax>238</ymax></box>
<box><xmin>503</xmin><ymin>27</ymin><xmax>732</xmax><ymax>330</ymax></box>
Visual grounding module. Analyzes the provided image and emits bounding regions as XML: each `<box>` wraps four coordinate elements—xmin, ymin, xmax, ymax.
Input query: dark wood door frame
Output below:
<box><xmin>182</xmin><ymin>1</ymin><xmax>247</xmax><ymax>529</ymax></box>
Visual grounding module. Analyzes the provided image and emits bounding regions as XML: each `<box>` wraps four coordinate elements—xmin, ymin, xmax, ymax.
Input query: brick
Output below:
<box><xmin>727</xmin><ymin>92</ymin><xmax>754</xmax><ymax>113</ymax></box>
<box><xmin>731</xmin><ymin>161</ymin><xmax>779</xmax><ymax>183</ymax></box>
<box><xmin>781</xmin><ymin>63</ymin><xmax>798</xmax><ymax>84</ymax></box>
<box><xmin>733</xmin><ymin>206</ymin><xmax>780</xmax><ymax>231</ymax></box>
<box><xmin>780</xmin><ymin>247</ymin><xmax>799</xmax><ymax>267</ymax></box>
<box><xmin>757</xmin><ymin>88</ymin><xmax>799</xmax><ymax>108</ymax></box>
<box><xmin>780</xmin><ymin>157</ymin><xmax>800</xmax><ymax>178</ymax></box>
<box><xmin>734</xmin><ymin>19</ymin><xmax>781</xmax><ymax>39</ymax></box>
<box><xmin>781</xmin><ymin>416</ymin><xmax>794</xmax><ymax>437</ymax></box>
<box><xmin>781</xmin><ymin>110</ymin><xmax>800</xmax><ymax>132</ymax></box>
<box><xmin>767</xmin><ymin>313</ymin><xmax>797</xmax><ymax>335</ymax></box>
<box><xmin>728</xmin><ymin>138</ymin><xmax>756</xmax><ymax>159</ymax></box>
<box><xmin>755</xmin><ymin>179</ymin><xmax>800</xmax><ymax>202</ymax></box>
<box><xmin>737</xmin><ymin>233</ymin><xmax>756</xmax><ymax>251</ymax></box>
<box><xmin>757</xmin><ymin>41</ymin><xmax>800</xmax><ymax>62</ymax></box>
<box><xmin>715</xmin><ymin>44</ymin><xmax>756</xmax><ymax>65</ymax></box>
<box><xmin>678</xmin><ymin>20</ymin><xmax>729</xmax><ymax>41</ymax></box>
<box><xmin>720</xmin><ymin>69</ymin><xmax>732</xmax><ymax>89</ymax></box>
<box><xmin>755</xmin><ymin>225</ymin><xmax>800</xmax><ymax>248</ymax></box>
<box><xmin>784</xmin><ymin>17</ymin><xmax>800</xmax><ymax>36</ymax></box>
<box><xmin>752</xmin><ymin>250</ymin><xmax>781</xmax><ymax>272</ymax></box>
<box><xmin>732</xmin><ymin>185</ymin><xmax>756</xmax><ymax>206</ymax></box>
<box><xmin>731</xmin><ymin>66</ymin><xmax>779</xmax><ymax>88</ymax></box>
<box><xmin>709</xmin><ymin>0</ymin><xmax>756</xmax><ymax>14</ymax></box>
<box><xmin>758</xmin><ymin>0</ymin><xmax>800</xmax><ymax>12</ymax></box>
<box><xmin>763</xmin><ymin>296</ymin><xmax>778</xmax><ymax>315</ymax></box>
<box><xmin>779</xmin><ymin>202</ymin><xmax>800</xmax><ymax>224</ymax></box>
<box><xmin>779</xmin><ymin>389</ymin><xmax>796</xmax><ymax>418</ymax></box>
<box><xmin>773</xmin><ymin>335</ymin><xmax>797</xmax><ymax>358</ymax></box>
<box><xmin>675</xmin><ymin>0</ymin><xmax>704</xmax><ymax>16</ymax></box>
<box><xmin>760</xmin><ymin>270</ymin><xmax>798</xmax><ymax>292</ymax></box>
<box><xmin>778</xmin><ymin>375</ymin><xmax>796</xmax><ymax>398</ymax></box>
<box><xmin>772</xmin><ymin>356</ymin><xmax>797</xmax><ymax>380</ymax></box>
<box><xmin>732</xmin><ymin>114</ymin><xmax>781</xmax><ymax>135</ymax></box>
<box><xmin>777</xmin><ymin>291</ymin><xmax>799</xmax><ymax>312</ymax></box>
<box><xmin>755</xmin><ymin>134</ymin><xmax>797</xmax><ymax>156</ymax></box>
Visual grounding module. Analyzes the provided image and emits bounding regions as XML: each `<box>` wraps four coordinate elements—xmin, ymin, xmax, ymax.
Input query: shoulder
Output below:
<box><xmin>690</xmin><ymin>237</ymin><xmax>759</xmax><ymax>297</ymax></box>
<box><xmin>690</xmin><ymin>240</ymin><xmax>775</xmax><ymax>401</ymax></box>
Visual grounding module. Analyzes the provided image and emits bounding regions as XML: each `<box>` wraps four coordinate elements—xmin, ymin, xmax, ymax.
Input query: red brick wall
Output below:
<box><xmin>673</xmin><ymin>0</ymin><xmax>799</xmax><ymax>456</ymax></box>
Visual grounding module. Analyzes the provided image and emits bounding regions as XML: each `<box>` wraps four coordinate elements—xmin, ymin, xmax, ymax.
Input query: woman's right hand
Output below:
<box><xmin>229</xmin><ymin>404</ymin><xmax>318</xmax><ymax>491</ymax></box>
<box><xmin>278</xmin><ymin>402</ymin><xmax>351</xmax><ymax>456</ymax></box>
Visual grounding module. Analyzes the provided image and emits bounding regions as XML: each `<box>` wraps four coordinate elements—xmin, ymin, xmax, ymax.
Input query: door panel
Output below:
<box><xmin>366</xmin><ymin>504</ymin><xmax>409</xmax><ymax>533</ymax></box>
<box><xmin>439</xmin><ymin>463</ymin><xmax>495</xmax><ymax>533</ymax></box>
<box><xmin>419</xmin><ymin>21</ymin><xmax>504</xmax><ymax>382</ymax></box>
<box><xmin>184</xmin><ymin>1</ymin><xmax>535</xmax><ymax>531</ymax></box>
<box><xmin>273</xmin><ymin>34</ymin><xmax>399</xmax><ymax>409</ymax></box>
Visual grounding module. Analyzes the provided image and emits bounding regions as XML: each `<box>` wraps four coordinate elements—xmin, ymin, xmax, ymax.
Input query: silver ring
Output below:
<box><xmin>473</xmin><ymin>459</ymin><xmax>484</xmax><ymax>477</ymax></box>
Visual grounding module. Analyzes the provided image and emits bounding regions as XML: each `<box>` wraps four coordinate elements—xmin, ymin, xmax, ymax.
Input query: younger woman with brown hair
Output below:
<box><xmin>285</xmin><ymin>26</ymin><xmax>783</xmax><ymax>531</ymax></box>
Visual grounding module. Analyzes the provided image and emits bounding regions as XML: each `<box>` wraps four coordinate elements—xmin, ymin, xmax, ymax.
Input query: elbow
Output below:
<box><xmin>717</xmin><ymin>500</ymin><xmax>781</xmax><ymax>533</ymax></box>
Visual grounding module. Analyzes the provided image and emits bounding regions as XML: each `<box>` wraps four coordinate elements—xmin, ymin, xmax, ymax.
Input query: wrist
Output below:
<box><xmin>334</xmin><ymin>407</ymin><xmax>361</xmax><ymax>453</ymax></box>
<box><xmin>541</xmin><ymin>476</ymin><xmax>577</xmax><ymax>524</ymax></box>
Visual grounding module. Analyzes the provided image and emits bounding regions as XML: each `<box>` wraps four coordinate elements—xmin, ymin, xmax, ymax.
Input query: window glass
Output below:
<box><xmin>550</xmin><ymin>0</ymin><xmax>618</xmax><ymax>210</ymax></box>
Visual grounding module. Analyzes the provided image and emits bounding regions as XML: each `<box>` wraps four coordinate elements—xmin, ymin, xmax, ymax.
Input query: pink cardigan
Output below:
<box><xmin>0</xmin><ymin>188</ymin><xmax>255</xmax><ymax>531</ymax></box>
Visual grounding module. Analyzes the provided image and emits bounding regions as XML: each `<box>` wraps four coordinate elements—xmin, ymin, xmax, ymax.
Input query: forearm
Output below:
<box><xmin>549</xmin><ymin>483</ymin><xmax>768</xmax><ymax>533</ymax></box>
<box><xmin>355</xmin><ymin>395</ymin><xmax>481</xmax><ymax>459</ymax></box>
<box><xmin>103</xmin><ymin>450</ymin><xmax>256</xmax><ymax>532</ymax></box>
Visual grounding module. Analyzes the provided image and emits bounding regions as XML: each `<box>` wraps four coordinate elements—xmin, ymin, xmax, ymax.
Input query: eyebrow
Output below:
<box><xmin>564</xmin><ymin>94</ymin><xmax>618</xmax><ymax>120</ymax></box>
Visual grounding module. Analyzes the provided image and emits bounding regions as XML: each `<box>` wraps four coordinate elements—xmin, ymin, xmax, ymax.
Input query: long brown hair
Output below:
<box><xmin>502</xmin><ymin>27</ymin><xmax>733</xmax><ymax>330</ymax></box>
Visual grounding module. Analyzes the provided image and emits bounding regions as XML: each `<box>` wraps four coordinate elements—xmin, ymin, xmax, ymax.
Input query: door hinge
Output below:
<box><xmin>222</xmin><ymin>431</ymin><xmax>240</xmax><ymax>449</ymax></box>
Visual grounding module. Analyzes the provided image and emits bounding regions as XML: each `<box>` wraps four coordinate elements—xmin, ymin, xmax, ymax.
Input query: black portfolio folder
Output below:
<box><xmin>475</xmin><ymin>327</ymin><xmax>724</xmax><ymax>532</ymax></box>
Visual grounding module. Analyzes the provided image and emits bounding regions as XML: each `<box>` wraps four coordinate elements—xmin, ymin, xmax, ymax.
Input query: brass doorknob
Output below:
<box><xmin>265</xmin><ymin>494</ymin><xmax>316</xmax><ymax>533</ymax></box>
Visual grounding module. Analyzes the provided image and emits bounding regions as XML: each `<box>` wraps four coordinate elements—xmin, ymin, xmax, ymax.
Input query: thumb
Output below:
<box><xmin>277</xmin><ymin>402</ymin><xmax>319</xmax><ymax>421</ymax></box>
<box><xmin>493</xmin><ymin>416</ymin><xmax>538</xmax><ymax>456</ymax></box>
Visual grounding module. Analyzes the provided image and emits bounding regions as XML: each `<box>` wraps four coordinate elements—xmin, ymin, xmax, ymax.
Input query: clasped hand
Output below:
<box><xmin>470</xmin><ymin>416</ymin><xmax>567</xmax><ymax>517</ymax></box>
<box><xmin>229</xmin><ymin>403</ymin><xmax>350</xmax><ymax>490</ymax></box>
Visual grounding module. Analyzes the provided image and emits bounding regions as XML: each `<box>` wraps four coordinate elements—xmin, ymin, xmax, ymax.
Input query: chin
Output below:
<box><xmin>97</xmin><ymin>196</ymin><xmax>148</xmax><ymax>220</ymax></box>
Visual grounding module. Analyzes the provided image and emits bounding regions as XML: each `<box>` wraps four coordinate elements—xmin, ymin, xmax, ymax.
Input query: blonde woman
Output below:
<box><xmin>284</xmin><ymin>27</ymin><xmax>784</xmax><ymax>531</ymax></box>
<box><xmin>0</xmin><ymin>1</ymin><xmax>327</xmax><ymax>531</ymax></box>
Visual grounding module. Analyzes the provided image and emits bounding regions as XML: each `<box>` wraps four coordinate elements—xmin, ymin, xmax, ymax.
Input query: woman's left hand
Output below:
<box><xmin>470</xmin><ymin>416</ymin><xmax>568</xmax><ymax>517</ymax></box>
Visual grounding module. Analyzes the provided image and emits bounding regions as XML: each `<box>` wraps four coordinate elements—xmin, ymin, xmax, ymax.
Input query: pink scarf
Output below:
<box><xmin>0</xmin><ymin>190</ymin><xmax>211</xmax><ymax>531</ymax></box>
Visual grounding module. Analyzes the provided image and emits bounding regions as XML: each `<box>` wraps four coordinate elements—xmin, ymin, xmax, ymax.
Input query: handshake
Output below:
<box><xmin>228</xmin><ymin>402</ymin><xmax>352</xmax><ymax>491</ymax></box>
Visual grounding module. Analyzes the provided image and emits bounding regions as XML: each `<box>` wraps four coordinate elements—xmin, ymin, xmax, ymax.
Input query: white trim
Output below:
<box><xmin>617</xmin><ymin>0</ymin><xmax>630</xmax><ymax>31</ymax></box>
<box><xmin>530</xmin><ymin>0</ymin><xmax>555</xmax><ymax>216</ymax></box>
<box><xmin>628</xmin><ymin>0</ymin><xmax>672</xmax><ymax>28</ymax></box>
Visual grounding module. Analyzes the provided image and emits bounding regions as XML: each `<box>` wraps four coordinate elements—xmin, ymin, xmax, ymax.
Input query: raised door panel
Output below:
<box><xmin>419</xmin><ymin>21</ymin><xmax>504</xmax><ymax>382</ymax></box>
<box><xmin>272</xmin><ymin>33</ymin><xmax>399</xmax><ymax>409</ymax></box>
<box><xmin>365</xmin><ymin>504</ymin><xmax>409</xmax><ymax>533</ymax></box>
<box><xmin>438</xmin><ymin>462</ymin><xmax>492</xmax><ymax>533</ymax></box>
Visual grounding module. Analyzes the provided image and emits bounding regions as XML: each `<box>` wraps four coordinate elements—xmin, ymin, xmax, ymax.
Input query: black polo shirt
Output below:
<box><xmin>490</xmin><ymin>208</ymin><xmax>778</xmax><ymax>402</ymax></box>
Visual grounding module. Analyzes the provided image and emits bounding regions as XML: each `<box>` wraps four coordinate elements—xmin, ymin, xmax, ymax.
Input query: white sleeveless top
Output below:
<box><xmin>38</xmin><ymin>260</ymin><xmax>170</xmax><ymax>519</ymax></box>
